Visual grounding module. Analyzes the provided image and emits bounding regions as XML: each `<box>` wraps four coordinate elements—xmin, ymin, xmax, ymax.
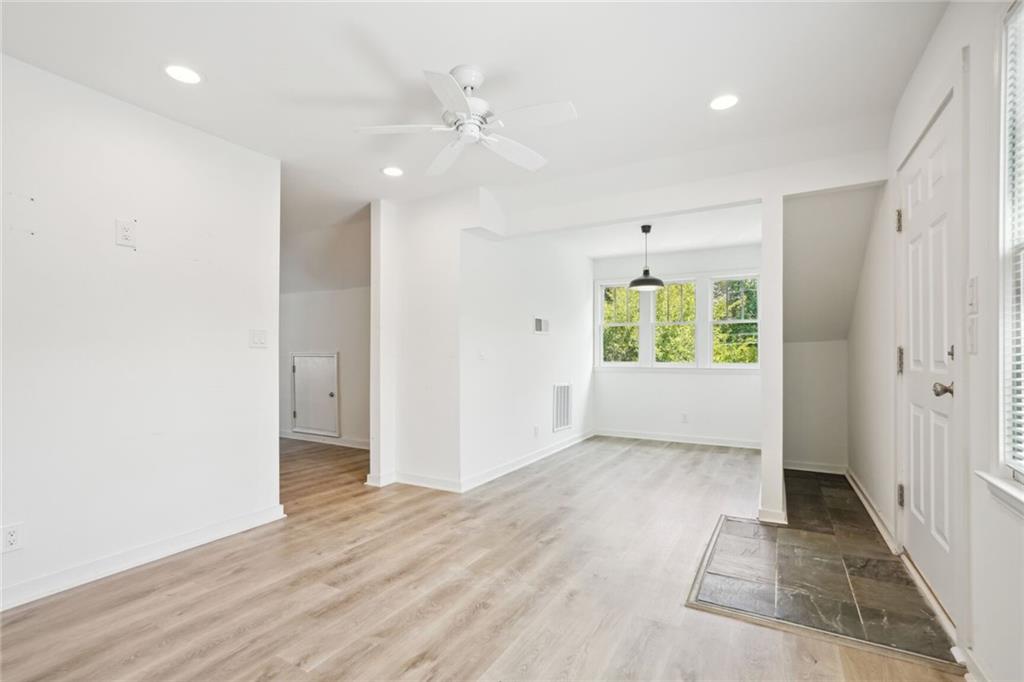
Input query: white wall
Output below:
<box><xmin>280</xmin><ymin>207</ymin><xmax>370</xmax><ymax>294</ymax></box>
<box><xmin>593</xmin><ymin>245</ymin><xmax>762</xmax><ymax>448</ymax></box>
<box><xmin>847</xmin><ymin>183</ymin><xmax>897</xmax><ymax>531</ymax></box>
<box><xmin>1</xmin><ymin>58</ymin><xmax>283</xmax><ymax>608</ymax></box>
<box><xmin>783</xmin><ymin>341</ymin><xmax>848</xmax><ymax>473</ymax></box>
<box><xmin>372</xmin><ymin>190</ymin><xmax>484</xmax><ymax>490</ymax></box>
<box><xmin>847</xmin><ymin>4</ymin><xmax>1024</xmax><ymax>679</ymax></box>
<box><xmin>459</xmin><ymin>233</ymin><xmax>595</xmax><ymax>489</ymax></box>
<box><xmin>279</xmin><ymin>288</ymin><xmax>370</xmax><ymax>448</ymax></box>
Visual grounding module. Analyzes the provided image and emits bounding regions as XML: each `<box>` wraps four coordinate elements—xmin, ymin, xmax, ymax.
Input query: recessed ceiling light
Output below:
<box><xmin>709</xmin><ymin>94</ymin><xmax>739</xmax><ymax>111</ymax></box>
<box><xmin>165</xmin><ymin>65</ymin><xmax>201</xmax><ymax>85</ymax></box>
<box><xmin>380</xmin><ymin>166</ymin><xmax>404</xmax><ymax>177</ymax></box>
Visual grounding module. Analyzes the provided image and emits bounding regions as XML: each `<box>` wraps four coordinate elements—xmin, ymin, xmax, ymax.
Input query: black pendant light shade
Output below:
<box><xmin>629</xmin><ymin>224</ymin><xmax>664</xmax><ymax>291</ymax></box>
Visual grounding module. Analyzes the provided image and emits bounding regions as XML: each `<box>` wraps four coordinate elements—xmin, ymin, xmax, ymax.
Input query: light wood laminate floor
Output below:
<box><xmin>1</xmin><ymin>437</ymin><xmax>963</xmax><ymax>681</ymax></box>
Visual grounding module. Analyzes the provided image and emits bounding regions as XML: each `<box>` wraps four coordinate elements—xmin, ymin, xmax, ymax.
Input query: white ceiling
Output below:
<box><xmin>2</xmin><ymin>3</ymin><xmax>943</xmax><ymax>237</ymax></box>
<box><xmin>783</xmin><ymin>183</ymin><xmax>882</xmax><ymax>343</ymax></box>
<box><xmin>544</xmin><ymin>203</ymin><xmax>761</xmax><ymax>259</ymax></box>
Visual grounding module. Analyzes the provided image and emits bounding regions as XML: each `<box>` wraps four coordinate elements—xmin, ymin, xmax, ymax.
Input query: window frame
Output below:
<box><xmin>1000</xmin><ymin>2</ymin><xmax>1024</xmax><ymax>480</ymax></box>
<box><xmin>594</xmin><ymin>270</ymin><xmax>760</xmax><ymax>372</ymax></box>
<box><xmin>709</xmin><ymin>274</ymin><xmax>761</xmax><ymax>368</ymax></box>
<box><xmin>597</xmin><ymin>282</ymin><xmax>642</xmax><ymax>366</ymax></box>
<box><xmin>652</xmin><ymin>279</ymin><xmax>698</xmax><ymax>368</ymax></box>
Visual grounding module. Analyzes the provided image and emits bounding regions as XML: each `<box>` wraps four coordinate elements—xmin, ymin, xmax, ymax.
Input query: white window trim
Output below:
<box><xmin>999</xmin><ymin>2</ymin><xmax>1024</xmax><ymax>481</ymax></box>
<box><xmin>594</xmin><ymin>270</ymin><xmax>760</xmax><ymax>372</ymax></box>
<box><xmin>596</xmin><ymin>282</ymin><xmax>642</xmax><ymax>367</ymax></box>
<box><xmin>709</xmin><ymin>274</ymin><xmax>761</xmax><ymax>368</ymax></box>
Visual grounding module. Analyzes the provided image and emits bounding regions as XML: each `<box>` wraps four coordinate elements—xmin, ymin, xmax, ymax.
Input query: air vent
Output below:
<box><xmin>553</xmin><ymin>384</ymin><xmax>572</xmax><ymax>432</ymax></box>
<box><xmin>534</xmin><ymin>318</ymin><xmax>550</xmax><ymax>334</ymax></box>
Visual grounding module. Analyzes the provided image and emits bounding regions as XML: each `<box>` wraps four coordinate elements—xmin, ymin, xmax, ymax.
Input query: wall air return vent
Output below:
<box><xmin>553</xmin><ymin>384</ymin><xmax>572</xmax><ymax>432</ymax></box>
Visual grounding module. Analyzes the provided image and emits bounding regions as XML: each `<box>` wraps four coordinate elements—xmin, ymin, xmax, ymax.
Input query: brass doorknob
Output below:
<box><xmin>932</xmin><ymin>382</ymin><xmax>954</xmax><ymax>397</ymax></box>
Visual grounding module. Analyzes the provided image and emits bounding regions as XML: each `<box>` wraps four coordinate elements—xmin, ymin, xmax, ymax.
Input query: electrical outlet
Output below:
<box><xmin>533</xmin><ymin>425</ymin><xmax>540</xmax><ymax>438</ymax></box>
<box><xmin>115</xmin><ymin>219</ymin><xmax>136</xmax><ymax>248</ymax></box>
<box><xmin>248</xmin><ymin>329</ymin><xmax>268</xmax><ymax>348</ymax></box>
<box><xmin>3</xmin><ymin>524</ymin><xmax>24</xmax><ymax>553</ymax></box>
<box><xmin>680</xmin><ymin>413</ymin><xmax>689</xmax><ymax>424</ymax></box>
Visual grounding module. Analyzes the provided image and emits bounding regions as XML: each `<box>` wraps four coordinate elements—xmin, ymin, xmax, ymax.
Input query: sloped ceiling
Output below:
<box><xmin>783</xmin><ymin>184</ymin><xmax>882</xmax><ymax>343</ymax></box>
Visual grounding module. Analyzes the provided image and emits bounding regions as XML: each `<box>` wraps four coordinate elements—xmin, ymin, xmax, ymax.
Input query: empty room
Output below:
<box><xmin>1</xmin><ymin>2</ymin><xmax>1022</xmax><ymax>681</ymax></box>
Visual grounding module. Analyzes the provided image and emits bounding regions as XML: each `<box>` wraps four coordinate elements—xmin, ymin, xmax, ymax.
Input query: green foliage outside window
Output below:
<box><xmin>603</xmin><ymin>286</ymin><xmax>639</xmax><ymax>362</ymax></box>
<box><xmin>712</xmin><ymin>278</ymin><xmax>758</xmax><ymax>364</ymax></box>
<box><xmin>655</xmin><ymin>282</ymin><xmax>696</xmax><ymax>363</ymax></box>
<box><xmin>603</xmin><ymin>286</ymin><xmax>640</xmax><ymax>324</ymax></box>
<box><xmin>603</xmin><ymin>326</ymin><xmax>639</xmax><ymax>362</ymax></box>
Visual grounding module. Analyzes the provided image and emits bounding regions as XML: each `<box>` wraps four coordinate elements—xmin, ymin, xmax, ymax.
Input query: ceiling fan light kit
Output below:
<box><xmin>629</xmin><ymin>224</ymin><xmax>665</xmax><ymax>291</ymax></box>
<box><xmin>356</xmin><ymin>64</ymin><xmax>577</xmax><ymax>175</ymax></box>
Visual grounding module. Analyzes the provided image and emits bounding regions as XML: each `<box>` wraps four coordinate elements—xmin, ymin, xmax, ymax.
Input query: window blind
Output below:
<box><xmin>1004</xmin><ymin>3</ymin><xmax>1024</xmax><ymax>473</ymax></box>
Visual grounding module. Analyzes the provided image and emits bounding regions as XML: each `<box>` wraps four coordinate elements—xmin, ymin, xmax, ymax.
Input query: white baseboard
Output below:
<box><xmin>784</xmin><ymin>460</ymin><xmax>848</xmax><ymax>475</ymax></box>
<box><xmin>956</xmin><ymin>643</ymin><xmax>990</xmax><ymax>682</ymax></box>
<box><xmin>1</xmin><ymin>504</ymin><xmax>285</xmax><ymax>611</ymax></box>
<box><xmin>394</xmin><ymin>471</ymin><xmax>463</xmax><ymax>493</ymax></box>
<box><xmin>279</xmin><ymin>431</ymin><xmax>369</xmax><ymax>450</ymax></box>
<box><xmin>459</xmin><ymin>430</ymin><xmax>595</xmax><ymax>493</ymax></box>
<box><xmin>758</xmin><ymin>506</ymin><xmax>789</xmax><ymax>524</ymax></box>
<box><xmin>384</xmin><ymin>432</ymin><xmax>596</xmax><ymax>494</ymax></box>
<box><xmin>595</xmin><ymin>429</ymin><xmax>760</xmax><ymax>450</ymax></box>
<box><xmin>365</xmin><ymin>471</ymin><xmax>396</xmax><ymax>487</ymax></box>
<box><xmin>845</xmin><ymin>468</ymin><xmax>899</xmax><ymax>554</ymax></box>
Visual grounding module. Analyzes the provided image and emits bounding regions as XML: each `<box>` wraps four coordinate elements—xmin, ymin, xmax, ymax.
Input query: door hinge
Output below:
<box><xmin>896</xmin><ymin>208</ymin><xmax>903</xmax><ymax>233</ymax></box>
<box><xmin>292</xmin><ymin>364</ymin><xmax>296</xmax><ymax>373</ymax></box>
<box><xmin>896</xmin><ymin>346</ymin><xmax>904</xmax><ymax>375</ymax></box>
<box><xmin>897</xmin><ymin>483</ymin><xmax>905</xmax><ymax>508</ymax></box>
<box><xmin>293</xmin><ymin>410</ymin><xmax>297</xmax><ymax>419</ymax></box>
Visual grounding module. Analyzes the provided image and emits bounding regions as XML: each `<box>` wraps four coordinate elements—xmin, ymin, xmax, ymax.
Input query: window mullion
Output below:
<box><xmin>697</xmin><ymin>277</ymin><xmax>710</xmax><ymax>368</ymax></box>
<box><xmin>639</xmin><ymin>290</ymin><xmax>654</xmax><ymax>366</ymax></box>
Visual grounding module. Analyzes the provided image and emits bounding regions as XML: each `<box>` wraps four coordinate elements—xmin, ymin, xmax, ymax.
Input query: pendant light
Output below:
<box><xmin>629</xmin><ymin>224</ymin><xmax>664</xmax><ymax>291</ymax></box>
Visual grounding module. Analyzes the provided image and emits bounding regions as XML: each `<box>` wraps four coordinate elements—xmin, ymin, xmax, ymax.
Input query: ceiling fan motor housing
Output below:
<box><xmin>447</xmin><ymin>96</ymin><xmax>492</xmax><ymax>144</ymax></box>
<box><xmin>450</xmin><ymin>64</ymin><xmax>485</xmax><ymax>91</ymax></box>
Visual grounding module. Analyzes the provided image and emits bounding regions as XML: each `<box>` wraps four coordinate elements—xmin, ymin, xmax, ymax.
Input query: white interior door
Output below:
<box><xmin>897</xmin><ymin>92</ymin><xmax>964</xmax><ymax>623</ymax></box>
<box><xmin>292</xmin><ymin>353</ymin><xmax>339</xmax><ymax>436</ymax></box>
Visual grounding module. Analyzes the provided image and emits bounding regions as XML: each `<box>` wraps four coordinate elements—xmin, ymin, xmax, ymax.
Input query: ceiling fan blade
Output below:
<box><xmin>426</xmin><ymin>139</ymin><xmax>467</xmax><ymax>176</ymax></box>
<box><xmin>424</xmin><ymin>70</ymin><xmax>470</xmax><ymax>115</ymax></box>
<box><xmin>355</xmin><ymin>124</ymin><xmax>452</xmax><ymax>135</ymax></box>
<box><xmin>481</xmin><ymin>135</ymin><xmax>547</xmax><ymax>171</ymax></box>
<box><xmin>495</xmin><ymin>101</ymin><xmax>577</xmax><ymax>128</ymax></box>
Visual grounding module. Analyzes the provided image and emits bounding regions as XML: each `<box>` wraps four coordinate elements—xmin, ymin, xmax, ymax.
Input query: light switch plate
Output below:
<box><xmin>248</xmin><ymin>329</ymin><xmax>268</xmax><ymax>348</ymax></box>
<box><xmin>115</xmin><ymin>219</ymin><xmax>136</xmax><ymax>248</ymax></box>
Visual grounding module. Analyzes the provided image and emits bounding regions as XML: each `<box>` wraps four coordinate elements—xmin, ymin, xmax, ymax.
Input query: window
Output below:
<box><xmin>711</xmin><ymin>277</ymin><xmax>759</xmax><ymax>365</ymax></box>
<box><xmin>654</xmin><ymin>281</ymin><xmax>696</xmax><ymax>364</ymax></box>
<box><xmin>1001</xmin><ymin>4</ymin><xmax>1024</xmax><ymax>477</ymax></box>
<box><xmin>601</xmin><ymin>285</ymin><xmax>640</xmax><ymax>363</ymax></box>
<box><xmin>596</xmin><ymin>273</ymin><xmax>758</xmax><ymax>369</ymax></box>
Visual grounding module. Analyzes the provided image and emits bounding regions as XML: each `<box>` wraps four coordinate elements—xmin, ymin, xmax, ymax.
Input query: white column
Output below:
<box><xmin>759</xmin><ymin>194</ymin><xmax>787</xmax><ymax>522</ymax></box>
<box><xmin>368</xmin><ymin>199</ymin><xmax>397</xmax><ymax>486</ymax></box>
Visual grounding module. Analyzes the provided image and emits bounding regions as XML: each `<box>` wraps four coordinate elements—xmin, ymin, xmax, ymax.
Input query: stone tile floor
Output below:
<box><xmin>690</xmin><ymin>469</ymin><xmax>958</xmax><ymax>666</ymax></box>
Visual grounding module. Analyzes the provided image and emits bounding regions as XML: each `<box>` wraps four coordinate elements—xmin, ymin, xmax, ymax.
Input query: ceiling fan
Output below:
<box><xmin>355</xmin><ymin>64</ymin><xmax>577</xmax><ymax>175</ymax></box>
